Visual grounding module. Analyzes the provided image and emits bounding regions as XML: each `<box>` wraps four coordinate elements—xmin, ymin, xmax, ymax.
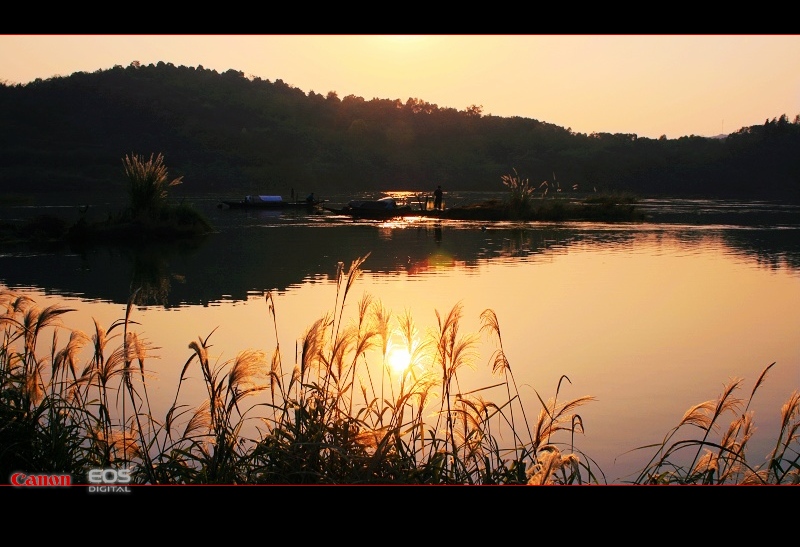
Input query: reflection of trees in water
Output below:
<box><xmin>489</xmin><ymin>228</ymin><xmax>583</xmax><ymax>259</ymax></box>
<box><xmin>2</xmin><ymin>219</ymin><xmax>797</xmax><ymax>307</ymax></box>
<box><xmin>722</xmin><ymin>229</ymin><xmax>800</xmax><ymax>270</ymax></box>
<box><xmin>129</xmin><ymin>249</ymin><xmax>172</xmax><ymax>307</ymax></box>
<box><xmin>498</xmin><ymin>228</ymin><xmax>531</xmax><ymax>257</ymax></box>
<box><xmin>120</xmin><ymin>241</ymin><xmax>198</xmax><ymax>307</ymax></box>
<box><xmin>485</xmin><ymin>225</ymin><xmax>800</xmax><ymax>271</ymax></box>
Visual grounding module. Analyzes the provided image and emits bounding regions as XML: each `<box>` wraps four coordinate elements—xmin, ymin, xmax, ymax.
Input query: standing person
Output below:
<box><xmin>433</xmin><ymin>185</ymin><xmax>443</xmax><ymax>210</ymax></box>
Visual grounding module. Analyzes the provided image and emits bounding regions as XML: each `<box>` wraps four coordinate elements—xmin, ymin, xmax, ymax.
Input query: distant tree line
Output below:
<box><xmin>1</xmin><ymin>61</ymin><xmax>798</xmax><ymax>200</ymax></box>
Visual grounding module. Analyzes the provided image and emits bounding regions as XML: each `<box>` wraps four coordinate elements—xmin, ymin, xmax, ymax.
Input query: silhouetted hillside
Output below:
<box><xmin>1</xmin><ymin>61</ymin><xmax>798</xmax><ymax>200</ymax></box>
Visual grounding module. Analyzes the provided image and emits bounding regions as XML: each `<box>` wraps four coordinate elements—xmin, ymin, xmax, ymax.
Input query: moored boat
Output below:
<box><xmin>219</xmin><ymin>195</ymin><xmax>323</xmax><ymax>210</ymax></box>
<box><xmin>324</xmin><ymin>197</ymin><xmax>415</xmax><ymax>220</ymax></box>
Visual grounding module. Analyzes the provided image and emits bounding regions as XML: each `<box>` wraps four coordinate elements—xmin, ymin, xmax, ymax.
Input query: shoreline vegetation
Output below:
<box><xmin>0</xmin><ymin>166</ymin><xmax>645</xmax><ymax>248</ymax></box>
<box><xmin>1</xmin><ymin>257</ymin><xmax>797</xmax><ymax>485</ymax></box>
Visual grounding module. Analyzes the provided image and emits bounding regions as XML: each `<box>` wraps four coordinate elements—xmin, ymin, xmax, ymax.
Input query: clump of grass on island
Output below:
<box><xmin>501</xmin><ymin>168</ymin><xmax>538</xmax><ymax>218</ymax></box>
<box><xmin>0</xmin><ymin>255</ymin><xmax>797</xmax><ymax>485</ymax></box>
<box><xmin>70</xmin><ymin>152</ymin><xmax>212</xmax><ymax>242</ymax></box>
<box><xmin>124</xmin><ymin>151</ymin><xmax>184</xmax><ymax>217</ymax></box>
<box><xmin>0</xmin><ymin>153</ymin><xmax>213</xmax><ymax>248</ymax></box>
<box><xmin>445</xmin><ymin>170</ymin><xmax>645</xmax><ymax>222</ymax></box>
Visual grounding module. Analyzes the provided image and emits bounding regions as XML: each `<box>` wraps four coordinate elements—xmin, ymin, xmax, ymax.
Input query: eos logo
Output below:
<box><xmin>87</xmin><ymin>468</ymin><xmax>132</xmax><ymax>493</ymax></box>
<box><xmin>87</xmin><ymin>468</ymin><xmax>131</xmax><ymax>484</ymax></box>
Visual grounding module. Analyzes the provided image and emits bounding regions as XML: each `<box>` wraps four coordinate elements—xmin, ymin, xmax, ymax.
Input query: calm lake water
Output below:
<box><xmin>2</xmin><ymin>191</ymin><xmax>799</xmax><ymax>483</ymax></box>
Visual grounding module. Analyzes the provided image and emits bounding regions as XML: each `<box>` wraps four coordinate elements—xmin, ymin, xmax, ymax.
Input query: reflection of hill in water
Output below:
<box><xmin>1</xmin><ymin>220</ymin><xmax>798</xmax><ymax>308</ymax></box>
<box><xmin>720</xmin><ymin>228</ymin><xmax>800</xmax><ymax>270</ymax></box>
<box><xmin>0</xmin><ymin>224</ymin><xmax>579</xmax><ymax>307</ymax></box>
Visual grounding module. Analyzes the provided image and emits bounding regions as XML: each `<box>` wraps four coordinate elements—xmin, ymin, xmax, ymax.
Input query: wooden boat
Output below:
<box><xmin>324</xmin><ymin>197</ymin><xmax>415</xmax><ymax>220</ymax></box>
<box><xmin>219</xmin><ymin>195</ymin><xmax>323</xmax><ymax>210</ymax></box>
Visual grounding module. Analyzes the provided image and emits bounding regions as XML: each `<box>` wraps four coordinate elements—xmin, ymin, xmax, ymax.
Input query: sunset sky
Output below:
<box><xmin>1</xmin><ymin>34</ymin><xmax>798</xmax><ymax>139</ymax></box>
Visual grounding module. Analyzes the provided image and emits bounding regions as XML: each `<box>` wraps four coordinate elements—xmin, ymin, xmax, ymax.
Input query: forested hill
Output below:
<box><xmin>1</xmin><ymin>61</ymin><xmax>799</xmax><ymax>200</ymax></box>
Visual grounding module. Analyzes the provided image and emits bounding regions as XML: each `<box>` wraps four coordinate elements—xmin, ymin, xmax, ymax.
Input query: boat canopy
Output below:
<box><xmin>348</xmin><ymin>197</ymin><xmax>398</xmax><ymax>209</ymax></box>
<box><xmin>245</xmin><ymin>195</ymin><xmax>283</xmax><ymax>203</ymax></box>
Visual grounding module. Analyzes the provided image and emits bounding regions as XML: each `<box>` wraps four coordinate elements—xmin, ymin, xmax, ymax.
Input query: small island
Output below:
<box><xmin>1</xmin><ymin>153</ymin><xmax>213</xmax><ymax>248</ymax></box>
<box><xmin>418</xmin><ymin>194</ymin><xmax>643</xmax><ymax>222</ymax></box>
